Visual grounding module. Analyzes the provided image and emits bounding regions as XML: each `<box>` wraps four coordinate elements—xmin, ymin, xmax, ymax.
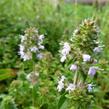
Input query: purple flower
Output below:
<box><xmin>93</xmin><ymin>47</ymin><xmax>102</xmax><ymax>53</ymax></box>
<box><xmin>70</xmin><ymin>64</ymin><xmax>78</xmax><ymax>71</ymax></box>
<box><xmin>88</xmin><ymin>67</ymin><xmax>97</xmax><ymax>76</ymax></box>
<box><xmin>60</xmin><ymin>42</ymin><xmax>71</xmax><ymax>62</ymax></box>
<box><xmin>87</xmin><ymin>84</ymin><xmax>93</xmax><ymax>92</ymax></box>
<box><xmin>66</xmin><ymin>83</ymin><xmax>76</xmax><ymax>93</ymax></box>
<box><xmin>30</xmin><ymin>46</ymin><xmax>38</xmax><ymax>52</ymax></box>
<box><xmin>82</xmin><ymin>54</ymin><xmax>91</xmax><ymax>62</ymax></box>
<box><xmin>38</xmin><ymin>45</ymin><xmax>45</xmax><ymax>50</ymax></box>
<box><xmin>37</xmin><ymin>53</ymin><xmax>43</xmax><ymax>59</ymax></box>
<box><xmin>39</xmin><ymin>35</ymin><xmax>44</xmax><ymax>41</ymax></box>
<box><xmin>57</xmin><ymin>76</ymin><xmax>66</xmax><ymax>92</ymax></box>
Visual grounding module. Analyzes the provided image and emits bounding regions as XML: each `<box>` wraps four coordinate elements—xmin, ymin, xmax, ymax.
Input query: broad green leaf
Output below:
<box><xmin>0</xmin><ymin>69</ymin><xmax>17</xmax><ymax>81</ymax></box>
<box><xmin>58</xmin><ymin>93</ymin><xmax>67</xmax><ymax>109</ymax></box>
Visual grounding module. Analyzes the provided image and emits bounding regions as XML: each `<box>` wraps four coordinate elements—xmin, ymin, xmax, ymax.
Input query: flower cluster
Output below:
<box><xmin>93</xmin><ymin>46</ymin><xmax>103</xmax><ymax>53</ymax></box>
<box><xmin>26</xmin><ymin>71</ymin><xmax>39</xmax><ymax>85</ymax></box>
<box><xmin>66</xmin><ymin>83</ymin><xmax>76</xmax><ymax>93</ymax></box>
<box><xmin>60</xmin><ymin>42</ymin><xmax>71</xmax><ymax>62</ymax></box>
<box><xmin>82</xmin><ymin>54</ymin><xmax>91</xmax><ymax>62</ymax></box>
<box><xmin>57</xmin><ymin>76</ymin><xmax>66</xmax><ymax>92</ymax></box>
<box><xmin>19</xmin><ymin>28</ymin><xmax>45</xmax><ymax>61</ymax></box>
<box><xmin>87</xmin><ymin>84</ymin><xmax>95</xmax><ymax>92</ymax></box>
<box><xmin>71</xmin><ymin>18</ymin><xmax>100</xmax><ymax>54</ymax></box>
<box><xmin>57</xmin><ymin>75</ymin><xmax>76</xmax><ymax>93</ymax></box>
<box><xmin>70</xmin><ymin>64</ymin><xmax>78</xmax><ymax>71</ymax></box>
<box><xmin>57</xmin><ymin>19</ymin><xmax>103</xmax><ymax>94</ymax></box>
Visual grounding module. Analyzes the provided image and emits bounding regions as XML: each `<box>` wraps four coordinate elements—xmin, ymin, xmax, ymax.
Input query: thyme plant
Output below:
<box><xmin>57</xmin><ymin>18</ymin><xmax>104</xmax><ymax>109</ymax></box>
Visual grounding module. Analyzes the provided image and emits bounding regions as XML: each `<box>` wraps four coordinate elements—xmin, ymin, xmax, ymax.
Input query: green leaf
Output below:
<box><xmin>0</xmin><ymin>69</ymin><xmax>17</xmax><ymax>81</ymax></box>
<box><xmin>58</xmin><ymin>93</ymin><xmax>67</xmax><ymax>109</ymax></box>
<box><xmin>0</xmin><ymin>96</ymin><xmax>18</xmax><ymax>109</ymax></box>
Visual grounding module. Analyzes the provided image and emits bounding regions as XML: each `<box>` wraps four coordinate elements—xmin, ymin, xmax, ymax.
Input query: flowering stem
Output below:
<box><xmin>32</xmin><ymin>61</ymin><xmax>36</xmax><ymax>106</ymax></box>
<box><xmin>73</xmin><ymin>71</ymin><xmax>79</xmax><ymax>85</ymax></box>
<box><xmin>32</xmin><ymin>85</ymin><xmax>35</xmax><ymax>106</ymax></box>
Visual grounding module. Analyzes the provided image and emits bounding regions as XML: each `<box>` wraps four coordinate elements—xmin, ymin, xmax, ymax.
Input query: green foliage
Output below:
<box><xmin>0</xmin><ymin>96</ymin><xmax>18</xmax><ymax>109</ymax></box>
<box><xmin>58</xmin><ymin>19</ymin><xmax>102</xmax><ymax>109</ymax></box>
<box><xmin>0</xmin><ymin>69</ymin><xmax>17</xmax><ymax>81</ymax></box>
<box><xmin>0</xmin><ymin>0</ymin><xmax>109</xmax><ymax>109</ymax></box>
<box><xmin>0</xmin><ymin>36</ymin><xmax>20</xmax><ymax>68</ymax></box>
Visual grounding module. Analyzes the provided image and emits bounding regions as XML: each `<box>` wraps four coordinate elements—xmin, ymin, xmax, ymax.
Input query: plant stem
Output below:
<box><xmin>32</xmin><ymin>85</ymin><xmax>35</xmax><ymax>106</ymax></box>
<box><xmin>73</xmin><ymin>71</ymin><xmax>79</xmax><ymax>85</ymax></box>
